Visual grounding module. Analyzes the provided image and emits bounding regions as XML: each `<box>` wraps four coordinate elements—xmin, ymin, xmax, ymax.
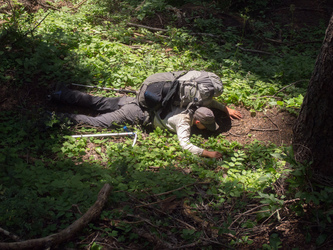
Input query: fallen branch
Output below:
<box><xmin>24</xmin><ymin>11</ymin><xmax>50</xmax><ymax>37</ymax></box>
<box><xmin>36</xmin><ymin>0</ymin><xmax>59</xmax><ymax>11</ymax></box>
<box><xmin>133</xmin><ymin>228</ymin><xmax>174</xmax><ymax>249</ymax></box>
<box><xmin>236</xmin><ymin>45</ymin><xmax>275</xmax><ymax>56</ymax></box>
<box><xmin>265</xmin><ymin>113</ymin><xmax>282</xmax><ymax>145</ymax></box>
<box><xmin>72</xmin><ymin>0</ymin><xmax>89</xmax><ymax>10</ymax></box>
<box><xmin>127</xmin><ymin>22</ymin><xmax>167</xmax><ymax>32</ymax></box>
<box><xmin>229</xmin><ymin>132</ymin><xmax>242</xmax><ymax>137</ymax></box>
<box><xmin>265</xmin><ymin>114</ymin><xmax>279</xmax><ymax>129</ymax></box>
<box><xmin>127</xmin><ymin>22</ymin><xmax>225</xmax><ymax>41</ymax></box>
<box><xmin>273</xmin><ymin>79</ymin><xmax>308</xmax><ymax>97</ymax></box>
<box><xmin>250</xmin><ymin>128</ymin><xmax>279</xmax><ymax>132</ymax></box>
<box><xmin>0</xmin><ymin>183</ymin><xmax>112</xmax><ymax>250</ymax></box>
<box><xmin>0</xmin><ymin>227</ymin><xmax>21</xmax><ymax>242</ymax></box>
<box><xmin>229</xmin><ymin>204</ymin><xmax>268</xmax><ymax>229</ymax></box>
<box><xmin>153</xmin><ymin>181</ymin><xmax>209</xmax><ymax>197</ymax></box>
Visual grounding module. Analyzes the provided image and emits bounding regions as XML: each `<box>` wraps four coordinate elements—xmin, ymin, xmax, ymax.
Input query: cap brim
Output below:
<box><xmin>204</xmin><ymin>122</ymin><xmax>219</xmax><ymax>131</ymax></box>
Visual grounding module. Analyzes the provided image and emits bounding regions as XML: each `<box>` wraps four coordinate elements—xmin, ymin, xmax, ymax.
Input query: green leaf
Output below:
<box><xmin>316</xmin><ymin>234</ymin><xmax>327</xmax><ymax>246</ymax></box>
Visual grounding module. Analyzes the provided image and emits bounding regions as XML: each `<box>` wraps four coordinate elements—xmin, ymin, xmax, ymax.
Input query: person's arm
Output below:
<box><xmin>174</xmin><ymin>115</ymin><xmax>222</xmax><ymax>159</ymax></box>
<box><xmin>208</xmin><ymin>100</ymin><xmax>242</xmax><ymax>120</ymax></box>
<box><xmin>175</xmin><ymin>115</ymin><xmax>204</xmax><ymax>156</ymax></box>
<box><xmin>202</xmin><ymin>150</ymin><xmax>223</xmax><ymax>159</ymax></box>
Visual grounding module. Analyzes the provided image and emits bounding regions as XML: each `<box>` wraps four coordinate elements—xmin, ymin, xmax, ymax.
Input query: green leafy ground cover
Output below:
<box><xmin>1</xmin><ymin>0</ymin><xmax>333</xmax><ymax>248</ymax></box>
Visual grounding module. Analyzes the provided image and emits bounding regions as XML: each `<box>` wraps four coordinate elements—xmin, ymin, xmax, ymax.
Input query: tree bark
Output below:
<box><xmin>293</xmin><ymin>14</ymin><xmax>333</xmax><ymax>175</ymax></box>
<box><xmin>0</xmin><ymin>183</ymin><xmax>112</xmax><ymax>250</ymax></box>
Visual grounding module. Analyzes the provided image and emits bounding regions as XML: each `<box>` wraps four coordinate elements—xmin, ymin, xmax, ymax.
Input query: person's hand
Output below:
<box><xmin>202</xmin><ymin>150</ymin><xmax>223</xmax><ymax>159</ymax></box>
<box><xmin>226</xmin><ymin>107</ymin><xmax>242</xmax><ymax>120</ymax></box>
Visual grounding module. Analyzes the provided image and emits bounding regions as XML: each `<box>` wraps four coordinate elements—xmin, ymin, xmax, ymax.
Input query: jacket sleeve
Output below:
<box><xmin>207</xmin><ymin>99</ymin><xmax>228</xmax><ymax>113</ymax></box>
<box><xmin>175</xmin><ymin>114</ymin><xmax>204</xmax><ymax>156</ymax></box>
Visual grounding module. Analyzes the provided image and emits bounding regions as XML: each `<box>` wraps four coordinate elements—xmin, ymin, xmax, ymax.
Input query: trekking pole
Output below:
<box><xmin>71</xmin><ymin>132</ymin><xmax>138</xmax><ymax>147</ymax></box>
<box><xmin>71</xmin><ymin>83</ymin><xmax>137</xmax><ymax>94</ymax></box>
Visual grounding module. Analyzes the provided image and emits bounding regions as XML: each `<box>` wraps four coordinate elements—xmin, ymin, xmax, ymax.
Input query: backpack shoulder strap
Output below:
<box><xmin>161</xmin><ymin>71</ymin><xmax>188</xmax><ymax>107</ymax></box>
<box><xmin>160</xmin><ymin>71</ymin><xmax>188</xmax><ymax>119</ymax></box>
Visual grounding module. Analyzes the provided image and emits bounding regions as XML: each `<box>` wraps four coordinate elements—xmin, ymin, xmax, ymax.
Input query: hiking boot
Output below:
<box><xmin>48</xmin><ymin>83</ymin><xmax>69</xmax><ymax>101</ymax></box>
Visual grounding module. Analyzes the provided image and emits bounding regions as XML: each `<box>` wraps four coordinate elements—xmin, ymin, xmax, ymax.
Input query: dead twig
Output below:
<box><xmin>127</xmin><ymin>194</ymin><xmax>196</xmax><ymax>230</ymax></box>
<box><xmin>133</xmin><ymin>228</ymin><xmax>174</xmax><ymax>249</ymax></box>
<box><xmin>72</xmin><ymin>0</ymin><xmax>89</xmax><ymax>10</ymax></box>
<box><xmin>260</xmin><ymin>198</ymin><xmax>301</xmax><ymax>226</ymax></box>
<box><xmin>229</xmin><ymin>204</ymin><xmax>268</xmax><ymax>229</ymax></box>
<box><xmin>127</xmin><ymin>22</ymin><xmax>225</xmax><ymax>41</ymax></box>
<box><xmin>134</xmin><ymin>0</ymin><xmax>146</xmax><ymax>12</ymax></box>
<box><xmin>250</xmin><ymin>128</ymin><xmax>279</xmax><ymax>132</ymax></box>
<box><xmin>36</xmin><ymin>0</ymin><xmax>59</xmax><ymax>11</ymax></box>
<box><xmin>87</xmin><ymin>232</ymin><xmax>99</xmax><ymax>250</ymax></box>
<box><xmin>135</xmin><ymin>195</ymin><xmax>177</xmax><ymax>209</ymax></box>
<box><xmin>236</xmin><ymin>45</ymin><xmax>276</xmax><ymax>56</ymax></box>
<box><xmin>261</xmin><ymin>208</ymin><xmax>281</xmax><ymax>225</ymax></box>
<box><xmin>265</xmin><ymin>113</ymin><xmax>282</xmax><ymax>145</ymax></box>
<box><xmin>229</xmin><ymin>132</ymin><xmax>242</xmax><ymax>137</ymax></box>
<box><xmin>23</xmin><ymin>11</ymin><xmax>50</xmax><ymax>37</ymax></box>
<box><xmin>153</xmin><ymin>181</ymin><xmax>209</xmax><ymax>197</ymax></box>
<box><xmin>156</xmin><ymin>13</ymin><xmax>163</xmax><ymax>26</ymax></box>
<box><xmin>127</xmin><ymin>22</ymin><xmax>167</xmax><ymax>32</ymax></box>
<box><xmin>264</xmin><ymin>114</ymin><xmax>279</xmax><ymax>130</ymax></box>
<box><xmin>273</xmin><ymin>79</ymin><xmax>308</xmax><ymax>97</ymax></box>
<box><xmin>0</xmin><ymin>227</ymin><xmax>21</xmax><ymax>242</ymax></box>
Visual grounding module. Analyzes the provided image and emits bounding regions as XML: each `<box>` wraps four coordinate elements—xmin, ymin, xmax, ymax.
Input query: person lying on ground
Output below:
<box><xmin>137</xmin><ymin>70</ymin><xmax>243</xmax><ymax>121</ymax></box>
<box><xmin>50</xmin><ymin>84</ymin><xmax>241</xmax><ymax>159</ymax></box>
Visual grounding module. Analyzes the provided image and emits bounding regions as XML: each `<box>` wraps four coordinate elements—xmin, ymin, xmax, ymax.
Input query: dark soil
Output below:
<box><xmin>192</xmin><ymin>106</ymin><xmax>296</xmax><ymax>147</ymax></box>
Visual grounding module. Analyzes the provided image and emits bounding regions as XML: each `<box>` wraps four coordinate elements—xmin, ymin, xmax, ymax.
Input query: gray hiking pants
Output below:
<box><xmin>59</xmin><ymin>89</ymin><xmax>147</xmax><ymax>128</ymax></box>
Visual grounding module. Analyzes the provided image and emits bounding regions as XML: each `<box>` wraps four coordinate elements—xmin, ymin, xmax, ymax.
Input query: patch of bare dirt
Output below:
<box><xmin>191</xmin><ymin>106</ymin><xmax>296</xmax><ymax>147</ymax></box>
<box><xmin>226</xmin><ymin>106</ymin><xmax>296</xmax><ymax>147</ymax></box>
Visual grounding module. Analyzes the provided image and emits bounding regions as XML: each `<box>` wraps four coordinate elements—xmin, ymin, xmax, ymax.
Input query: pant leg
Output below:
<box><xmin>58</xmin><ymin>88</ymin><xmax>135</xmax><ymax>113</ymax></box>
<box><xmin>66</xmin><ymin>103</ymin><xmax>146</xmax><ymax>128</ymax></box>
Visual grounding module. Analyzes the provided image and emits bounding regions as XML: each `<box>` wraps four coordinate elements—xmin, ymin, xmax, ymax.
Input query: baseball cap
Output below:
<box><xmin>194</xmin><ymin>107</ymin><xmax>219</xmax><ymax>131</ymax></box>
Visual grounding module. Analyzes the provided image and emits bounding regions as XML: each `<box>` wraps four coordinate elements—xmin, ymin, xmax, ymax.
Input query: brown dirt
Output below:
<box><xmin>227</xmin><ymin>107</ymin><xmax>295</xmax><ymax>147</ymax></box>
<box><xmin>193</xmin><ymin>106</ymin><xmax>296</xmax><ymax>147</ymax></box>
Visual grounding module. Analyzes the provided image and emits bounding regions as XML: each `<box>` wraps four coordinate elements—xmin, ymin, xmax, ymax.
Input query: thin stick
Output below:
<box><xmin>24</xmin><ymin>12</ymin><xmax>51</xmax><ymax>37</ymax></box>
<box><xmin>153</xmin><ymin>182</ymin><xmax>209</xmax><ymax>197</ymax></box>
<box><xmin>236</xmin><ymin>45</ymin><xmax>274</xmax><ymax>56</ymax></box>
<box><xmin>273</xmin><ymin>79</ymin><xmax>308</xmax><ymax>97</ymax></box>
<box><xmin>250</xmin><ymin>128</ymin><xmax>279</xmax><ymax>131</ymax></box>
<box><xmin>265</xmin><ymin>113</ymin><xmax>282</xmax><ymax>145</ymax></box>
<box><xmin>127</xmin><ymin>22</ymin><xmax>224</xmax><ymax>40</ymax></box>
<box><xmin>128</xmin><ymin>22</ymin><xmax>167</xmax><ymax>32</ymax></box>
<box><xmin>73</xmin><ymin>0</ymin><xmax>89</xmax><ymax>10</ymax></box>
<box><xmin>229</xmin><ymin>204</ymin><xmax>267</xmax><ymax>229</ymax></box>
<box><xmin>0</xmin><ymin>227</ymin><xmax>21</xmax><ymax>242</ymax></box>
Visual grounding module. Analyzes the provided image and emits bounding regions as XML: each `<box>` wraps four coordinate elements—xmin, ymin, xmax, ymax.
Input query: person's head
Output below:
<box><xmin>193</xmin><ymin>107</ymin><xmax>219</xmax><ymax>131</ymax></box>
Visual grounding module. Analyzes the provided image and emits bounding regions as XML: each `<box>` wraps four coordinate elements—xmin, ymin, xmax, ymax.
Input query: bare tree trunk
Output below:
<box><xmin>293</xmin><ymin>14</ymin><xmax>333</xmax><ymax>175</ymax></box>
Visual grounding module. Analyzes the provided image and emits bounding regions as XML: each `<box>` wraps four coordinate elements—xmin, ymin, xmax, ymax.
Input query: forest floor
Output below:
<box><xmin>2</xmin><ymin>0</ymin><xmax>333</xmax><ymax>249</ymax></box>
<box><xmin>0</xmin><ymin>62</ymin><xmax>315</xmax><ymax>250</ymax></box>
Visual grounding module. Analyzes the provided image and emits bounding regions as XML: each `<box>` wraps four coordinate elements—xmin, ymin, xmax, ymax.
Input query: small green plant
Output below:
<box><xmin>262</xmin><ymin>233</ymin><xmax>282</xmax><ymax>249</ymax></box>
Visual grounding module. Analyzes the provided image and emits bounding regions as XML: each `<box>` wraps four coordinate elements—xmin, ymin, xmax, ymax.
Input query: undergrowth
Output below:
<box><xmin>1</xmin><ymin>0</ymin><xmax>331</xmax><ymax>248</ymax></box>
